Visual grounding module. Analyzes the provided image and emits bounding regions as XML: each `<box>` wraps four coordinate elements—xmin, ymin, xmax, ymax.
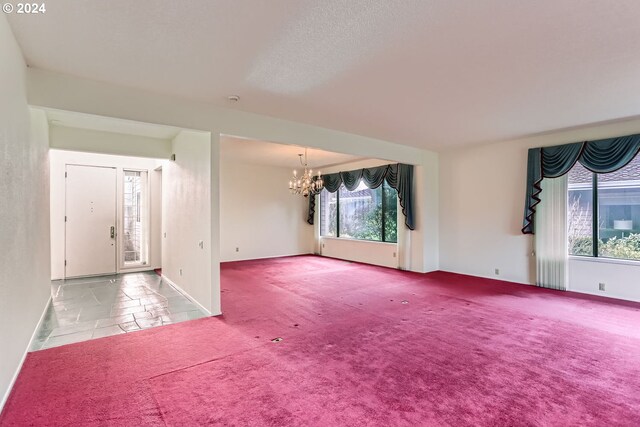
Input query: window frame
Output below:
<box><xmin>319</xmin><ymin>181</ymin><xmax>398</xmax><ymax>243</ymax></box>
<box><xmin>121</xmin><ymin>168</ymin><xmax>150</xmax><ymax>268</ymax></box>
<box><xmin>568</xmin><ymin>166</ymin><xmax>640</xmax><ymax>263</ymax></box>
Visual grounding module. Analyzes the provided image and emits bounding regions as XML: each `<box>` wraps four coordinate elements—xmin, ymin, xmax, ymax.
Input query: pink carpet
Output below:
<box><xmin>2</xmin><ymin>256</ymin><xmax>640</xmax><ymax>426</ymax></box>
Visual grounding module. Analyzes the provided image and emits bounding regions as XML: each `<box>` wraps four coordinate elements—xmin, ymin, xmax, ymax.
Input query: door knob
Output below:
<box><xmin>110</xmin><ymin>226</ymin><xmax>115</xmax><ymax>239</ymax></box>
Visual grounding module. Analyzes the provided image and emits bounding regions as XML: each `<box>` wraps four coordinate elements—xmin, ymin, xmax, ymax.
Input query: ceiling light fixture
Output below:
<box><xmin>289</xmin><ymin>148</ymin><xmax>323</xmax><ymax>197</ymax></box>
<box><xmin>228</xmin><ymin>95</ymin><xmax>240</xmax><ymax>102</ymax></box>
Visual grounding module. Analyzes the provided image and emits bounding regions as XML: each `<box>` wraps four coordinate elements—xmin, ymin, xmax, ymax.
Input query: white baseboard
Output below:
<box><xmin>118</xmin><ymin>266</ymin><xmax>155</xmax><ymax>274</ymax></box>
<box><xmin>0</xmin><ymin>295</ymin><xmax>52</xmax><ymax>412</ymax></box>
<box><xmin>567</xmin><ymin>287</ymin><xmax>640</xmax><ymax>304</ymax></box>
<box><xmin>219</xmin><ymin>252</ymin><xmax>313</xmax><ymax>263</ymax></box>
<box><xmin>160</xmin><ymin>275</ymin><xmax>213</xmax><ymax>317</ymax></box>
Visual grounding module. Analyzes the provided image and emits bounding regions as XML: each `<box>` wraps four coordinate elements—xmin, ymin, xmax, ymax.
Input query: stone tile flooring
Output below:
<box><xmin>31</xmin><ymin>271</ymin><xmax>207</xmax><ymax>351</ymax></box>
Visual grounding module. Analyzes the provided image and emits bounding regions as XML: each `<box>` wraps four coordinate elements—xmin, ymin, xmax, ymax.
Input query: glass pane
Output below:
<box><xmin>123</xmin><ymin>170</ymin><xmax>148</xmax><ymax>265</ymax></box>
<box><xmin>567</xmin><ymin>162</ymin><xmax>593</xmax><ymax>256</ymax></box>
<box><xmin>338</xmin><ymin>181</ymin><xmax>382</xmax><ymax>241</ymax></box>
<box><xmin>597</xmin><ymin>154</ymin><xmax>640</xmax><ymax>261</ymax></box>
<box><xmin>383</xmin><ymin>182</ymin><xmax>398</xmax><ymax>243</ymax></box>
<box><xmin>319</xmin><ymin>189</ymin><xmax>337</xmax><ymax>237</ymax></box>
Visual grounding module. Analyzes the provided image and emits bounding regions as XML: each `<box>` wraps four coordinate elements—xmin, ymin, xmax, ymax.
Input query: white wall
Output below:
<box><xmin>220</xmin><ymin>159</ymin><xmax>313</xmax><ymax>262</ymax></box>
<box><xmin>163</xmin><ymin>130</ymin><xmax>214</xmax><ymax>314</ymax></box>
<box><xmin>439</xmin><ymin>139</ymin><xmax>534</xmax><ymax>283</ymax></box>
<box><xmin>569</xmin><ymin>258</ymin><xmax>640</xmax><ymax>302</ymax></box>
<box><xmin>417</xmin><ymin>150</ymin><xmax>440</xmax><ymax>272</ymax></box>
<box><xmin>321</xmin><ymin>238</ymin><xmax>399</xmax><ymax>268</ymax></box>
<box><xmin>49</xmin><ymin>150</ymin><xmax>164</xmax><ymax>280</ymax></box>
<box><xmin>439</xmin><ymin>116</ymin><xmax>640</xmax><ymax>300</ymax></box>
<box><xmin>50</xmin><ymin>125</ymin><xmax>172</xmax><ymax>158</ymax></box>
<box><xmin>0</xmin><ymin>16</ymin><xmax>51</xmax><ymax>408</ymax></box>
<box><xmin>322</xmin><ymin>159</ymin><xmax>393</xmax><ymax>172</ymax></box>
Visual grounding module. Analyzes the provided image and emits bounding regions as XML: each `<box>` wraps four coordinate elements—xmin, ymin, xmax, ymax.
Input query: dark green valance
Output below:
<box><xmin>522</xmin><ymin>133</ymin><xmax>640</xmax><ymax>234</ymax></box>
<box><xmin>307</xmin><ymin>163</ymin><xmax>415</xmax><ymax>230</ymax></box>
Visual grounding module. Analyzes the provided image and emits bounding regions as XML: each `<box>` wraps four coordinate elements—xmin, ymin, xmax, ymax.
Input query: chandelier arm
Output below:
<box><xmin>290</xmin><ymin>147</ymin><xmax>323</xmax><ymax>196</ymax></box>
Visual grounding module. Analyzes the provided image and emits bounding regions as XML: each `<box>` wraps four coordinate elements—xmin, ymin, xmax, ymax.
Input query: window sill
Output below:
<box><xmin>320</xmin><ymin>236</ymin><xmax>398</xmax><ymax>246</ymax></box>
<box><xmin>569</xmin><ymin>255</ymin><xmax>640</xmax><ymax>267</ymax></box>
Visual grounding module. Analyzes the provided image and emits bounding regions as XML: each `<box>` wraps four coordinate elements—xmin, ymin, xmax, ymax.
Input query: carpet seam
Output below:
<box><xmin>145</xmin><ymin>378</ymin><xmax>169</xmax><ymax>427</ymax></box>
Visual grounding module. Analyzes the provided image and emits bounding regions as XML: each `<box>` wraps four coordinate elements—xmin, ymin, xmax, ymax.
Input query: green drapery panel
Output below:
<box><xmin>307</xmin><ymin>163</ymin><xmax>415</xmax><ymax>230</ymax></box>
<box><xmin>522</xmin><ymin>133</ymin><xmax>640</xmax><ymax>234</ymax></box>
<box><xmin>307</xmin><ymin>195</ymin><xmax>316</xmax><ymax>225</ymax></box>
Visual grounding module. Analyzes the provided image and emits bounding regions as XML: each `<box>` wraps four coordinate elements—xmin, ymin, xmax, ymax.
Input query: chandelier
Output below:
<box><xmin>288</xmin><ymin>148</ymin><xmax>324</xmax><ymax>197</ymax></box>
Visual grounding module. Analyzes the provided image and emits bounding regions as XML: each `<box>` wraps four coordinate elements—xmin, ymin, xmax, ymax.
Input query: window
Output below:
<box><xmin>319</xmin><ymin>180</ymin><xmax>397</xmax><ymax>242</ymax></box>
<box><xmin>123</xmin><ymin>170</ymin><xmax>149</xmax><ymax>265</ymax></box>
<box><xmin>568</xmin><ymin>155</ymin><xmax>640</xmax><ymax>260</ymax></box>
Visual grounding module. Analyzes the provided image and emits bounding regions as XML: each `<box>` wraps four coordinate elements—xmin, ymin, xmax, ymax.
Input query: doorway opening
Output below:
<box><xmin>54</xmin><ymin>152</ymin><xmax>164</xmax><ymax>279</ymax></box>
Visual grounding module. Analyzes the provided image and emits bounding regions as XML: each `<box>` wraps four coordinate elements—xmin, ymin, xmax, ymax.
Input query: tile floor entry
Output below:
<box><xmin>31</xmin><ymin>271</ymin><xmax>207</xmax><ymax>350</ymax></box>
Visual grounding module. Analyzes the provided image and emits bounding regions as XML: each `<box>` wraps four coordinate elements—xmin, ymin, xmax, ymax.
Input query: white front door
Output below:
<box><xmin>65</xmin><ymin>165</ymin><xmax>117</xmax><ymax>278</ymax></box>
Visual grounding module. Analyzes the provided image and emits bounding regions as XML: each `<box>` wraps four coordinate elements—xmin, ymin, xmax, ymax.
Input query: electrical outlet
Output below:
<box><xmin>179</xmin><ymin>269</ymin><xmax>183</xmax><ymax>276</ymax></box>
<box><xmin>598</xmin><ymin>282</ymin><xmax>606</xmax><ymax>291</ymax></box>
<box><xmin>163</xmin><ymin>232</ymin><xmax>166</xmax><ymax>238</ymax></box>
<box><xmin>198</xmin><ymin>240</ymin><xmax>204</xmax><ymax>249</ymax></box>
<box><xmin>494</xmin><ymin>268</ymin><xmax>500</xmax><ymax>275</ymax></box>
<box><xmin>393</xmin><ymin>252</ymin><xmax>397</xmax><ymax>258</ymax></box>
<box><xmin>235</xmin><ymin>247</ymin><xmax>239</xmax><ymax>252</ymax></box>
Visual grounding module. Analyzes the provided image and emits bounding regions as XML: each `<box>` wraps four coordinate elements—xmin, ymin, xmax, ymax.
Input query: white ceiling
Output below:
<box><xmin>220</xmin><ymin>136</ymin><xmax>363</xmax><ymax>169</ymax></box>
<box><xmin>9</xmin><ymin>1</ymin><xmax>640</xmax><ymax>150</ymax></box>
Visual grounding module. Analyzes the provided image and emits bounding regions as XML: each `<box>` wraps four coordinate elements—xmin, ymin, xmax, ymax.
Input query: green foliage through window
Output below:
<box><xmin>319</xmin><ymin>180</ymin><xmax>397</xmax><ymax>243</ymax></box>
<box><xmin>567</xmin><ymin>156</ymin><xmax>640</xmax><ymax>261</ymax></box>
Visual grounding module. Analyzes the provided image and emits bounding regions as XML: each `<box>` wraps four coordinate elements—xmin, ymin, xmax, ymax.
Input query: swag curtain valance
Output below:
<box><xmin>522</xmin><ymin>133</ymin><xmax>640</xmax><ymax>234</ymax></box>
<box><xmin>307</xmin><ymin>163</ymin><xmax>415</xmax><ymax>230</ymax></box>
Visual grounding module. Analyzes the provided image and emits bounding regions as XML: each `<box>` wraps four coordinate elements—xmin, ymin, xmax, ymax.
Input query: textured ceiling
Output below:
<box><xmin>9</xmin><ymin>1</ymin><xmax>640</xmax><ymax>150</ymax></box>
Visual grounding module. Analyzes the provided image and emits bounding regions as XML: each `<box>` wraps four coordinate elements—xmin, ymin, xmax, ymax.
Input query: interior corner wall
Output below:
<box><xmin>439</xmin><ymin>140</ymin><xmax>534</xmax><ymax>284</ymax></box>
<box><xmin>316</xmin><ymin>159</ymin><xmax>403</xmax><ymax>265</ymax></box>
<box><xmin>219</xmin><ymin>159</ymin><xmax>313</xmax><ymax>262</ymax></box>
<box><xmin>316</xmin><ymin>159</ymin><xmax>403</xmax><ymax>269</ymax></box>
<box><xmin>209</xmin><ymin>133</ymin><xmax>221</xmax><ymax>316</ymax></box>
<box><xmin>314</xmin><ymin>157</ymin><xmax>439</xmax><ymax>273</ymax></box>
<box><xmin>162</xmin><ymin>130</ymin><xmax>213</xmax><ymax>314</ymax></box>
<box><xmin>415</xmin><ymin>151</ymin><xmax>439</xmax><ymax>273</ymax></box>
<box><xmin>439</xmin><ymin>117</ymin><xmax>640</xmax><ymax>291</ymax></box>
<box><xmin>49</xmin><ymin>150</ymin><xmax>165</xmax><ymax>280</ymax></box>
<box><xmin>0</xmin><ymin>16</ymin><xmax>51</xmax><ymax>409</ymax></box>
